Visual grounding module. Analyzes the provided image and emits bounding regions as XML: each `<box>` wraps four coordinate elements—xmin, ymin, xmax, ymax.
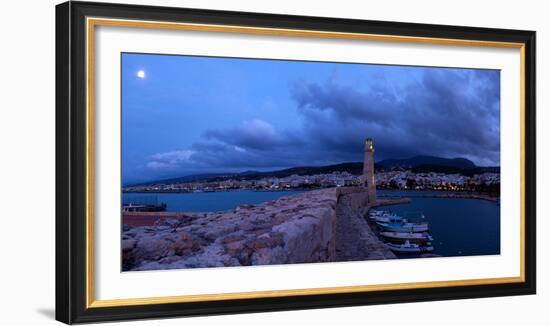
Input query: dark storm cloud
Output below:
<box><xmin>202</xmin><ymin>119</ymin><xmax>280</xmax><ymax>150</ymax></box>
<box><xmin>288</xmin><ymin>68</ymin><xmax>500</xmax><ymax>166</ymax></box>
<box><xmin>147</xmin><ymin>67</ymin><xmax>500</xmax><ymax>175</ymax></box>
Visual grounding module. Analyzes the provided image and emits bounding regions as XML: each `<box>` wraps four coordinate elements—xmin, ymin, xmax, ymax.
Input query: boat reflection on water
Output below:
<box><xmin>380</xmin><ymin>231</ymin><xmax>433</xmax><ymax>244</ymax></box>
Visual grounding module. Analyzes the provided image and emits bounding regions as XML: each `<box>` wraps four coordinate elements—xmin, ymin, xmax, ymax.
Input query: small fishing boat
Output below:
<box><xmin>386</xmin><ymin>240</ymin><xmax>434</xmax><ymax>253</ymax></box>
<box><xmin>368</xmin><ymin>210</ymin><xmax>385</xmax><ymax>219</ymax></box>
<box><xmin>376</xmin><ymin>221</ymin><xmax>429</xmax><ymax>233</ymax></box>
<box><xmin>380</xmin><ymin>231</ymin><xmax>433</xmax><ymax>244</ymax></box>
<box><xmin>369</xmin><ymin>210</ymin><xmax>404</xmax><ymax>223</ymax></box>
<box><xmin>372</xmin><ymin>215</ymin><xmax>405</xmax><ymax>223</ymax></box>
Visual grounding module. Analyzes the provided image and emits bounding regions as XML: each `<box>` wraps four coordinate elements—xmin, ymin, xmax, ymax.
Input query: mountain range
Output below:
<box><xmin>377</xmin><ymin>155</ymin><xmax>476</xmax><ymax>170</ymax></box>
<box><xmin>127</xmin><ymin>155</ymin><xmax>499</xmax><ymax>187</ymax></box>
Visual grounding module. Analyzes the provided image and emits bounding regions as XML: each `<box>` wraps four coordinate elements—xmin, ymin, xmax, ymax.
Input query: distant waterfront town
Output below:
<box><xmin>123</xmin><ymin>170</ymin><xmax>500</xmax><ymax>194</ymax></box>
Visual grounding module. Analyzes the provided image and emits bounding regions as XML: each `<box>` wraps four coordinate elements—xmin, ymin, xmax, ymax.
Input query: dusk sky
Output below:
<box><xmin>122</xmin><ymin>53</ymin><xmax>500</xmax><ymax>184</ymax></box>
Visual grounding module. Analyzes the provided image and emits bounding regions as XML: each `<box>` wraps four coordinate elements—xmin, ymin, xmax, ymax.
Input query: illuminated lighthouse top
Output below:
<box><xmin>365</xmin><ymin>138</ymin><xmax>375</xmax><ymax>152</ymax></box>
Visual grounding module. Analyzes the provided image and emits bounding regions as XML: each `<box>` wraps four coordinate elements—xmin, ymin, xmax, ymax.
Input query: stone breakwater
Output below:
<box><xmin>335</xmin><ymin>189</ymin><xmax>396</xmax><ymax>261</ymax></box>
<box><xmin>122</xmin><ymin>187</ymin><xmax>397</xmax><ymax>271</ymax></box>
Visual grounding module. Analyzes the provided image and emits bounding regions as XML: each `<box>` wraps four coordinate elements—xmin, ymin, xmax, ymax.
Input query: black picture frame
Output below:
<box><xmin>56</xmin><ymin>1</ymin><xmax>536</xmax><ymax>324</ymax></box>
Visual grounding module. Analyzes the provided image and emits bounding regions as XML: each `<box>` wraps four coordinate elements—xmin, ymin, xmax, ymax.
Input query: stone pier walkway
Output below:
<box><xmin>335</xmin><ymin>194</ymin><xmax>396</xmax><ymax>261</ymax></box>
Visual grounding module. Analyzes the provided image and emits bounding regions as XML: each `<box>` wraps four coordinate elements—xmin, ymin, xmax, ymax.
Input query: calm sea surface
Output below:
<box><xmin>122</xmin><ymin>189</ymin><xmax>500</xmax><ymax>258</ymax></box>
<box><xmin>123</xmin><ymin>190</ymin><xmax>305</xmax><ymax>212</ymax></box>
<box><xmin>377</xmin><ymin>190</ymin><xmax>500</xmax><ymax>257</ymax></box>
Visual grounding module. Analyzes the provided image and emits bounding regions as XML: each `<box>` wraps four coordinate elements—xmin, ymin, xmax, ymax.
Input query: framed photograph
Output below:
<box><xmin>56</xmin><ymin>1</ymin><xmax>536</xmax><ymax>324</ymax></box>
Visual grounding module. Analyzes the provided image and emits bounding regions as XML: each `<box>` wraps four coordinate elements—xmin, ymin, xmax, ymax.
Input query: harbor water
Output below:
<box><xmin>376</xmin><ymin>190</ymin><xmax>500</xmax><ymax>257</ymax></box>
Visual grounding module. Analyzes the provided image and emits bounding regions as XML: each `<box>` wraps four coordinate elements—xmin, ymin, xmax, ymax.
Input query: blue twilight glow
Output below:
<box><xmin>122</xmin><ymin>53</ymin><xmax>500</xmax><ymax>184</ymax></box>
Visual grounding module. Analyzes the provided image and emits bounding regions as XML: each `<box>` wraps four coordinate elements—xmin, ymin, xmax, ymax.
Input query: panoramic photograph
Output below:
<box><xmin>120</xmin><ymin>53</ymin><xmax>501</xmax><ymax>272</ymax></box>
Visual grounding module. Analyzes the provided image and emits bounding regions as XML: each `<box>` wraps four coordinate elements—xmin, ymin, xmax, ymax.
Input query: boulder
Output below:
<box><xmin>172</xmin><ymin>232</ymin><xmax>201</xmax><ymax>256</ymax></box>
<box><xmin>134</xmin><ymin>237</ymin><xmax>174</xmax><ymax>261</ymax></box>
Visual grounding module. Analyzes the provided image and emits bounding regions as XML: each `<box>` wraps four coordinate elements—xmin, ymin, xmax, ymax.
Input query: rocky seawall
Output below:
<box><xmin>122</xmin><ymin>187</ymin><xmax>396</xmax><ymax>271</ymax></box>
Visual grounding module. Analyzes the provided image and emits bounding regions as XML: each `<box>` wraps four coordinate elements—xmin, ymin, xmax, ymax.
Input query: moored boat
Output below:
<box><xmin>369</xmin><ymin>210</ymin><xmax>404</xmax><ymax>223</ymax></box>
<box><xmin>373</xmin><ymin>215</ymin><xmax>405</xmax><ymax>223</ymax></box>
<box><xmin>386</xmin><ymin>240</ymin><xmax>434</xmax><ymax>253</ymax></box>
<box><xmin>380</xmin><ymin>231</ymin><xmax>433</xmax><ymax>244</ymax></box>
<box><xmin>376</xmin><ymin>221</ymin><xmax>429</xmax><ymax>233</ymax></box>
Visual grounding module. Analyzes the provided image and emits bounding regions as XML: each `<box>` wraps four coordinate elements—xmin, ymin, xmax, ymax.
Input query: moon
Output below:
<box><xmin>136</xmin><ymin>70</ymin><xmax>146</xmax><ymax>79</ymax></box>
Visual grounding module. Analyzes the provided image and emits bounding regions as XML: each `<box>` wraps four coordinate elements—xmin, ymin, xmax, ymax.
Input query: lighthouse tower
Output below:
<box><xmin>363</xmin><ymin>138</ymin><xmax>377</xmax><ymax>204</ymax></box>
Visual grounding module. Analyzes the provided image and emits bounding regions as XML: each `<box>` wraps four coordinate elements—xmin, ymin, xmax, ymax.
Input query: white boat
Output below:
<box><xmin>368</xmin><ymin>210</ymin><xmax>384</xmax><ymax>219</ymax></box>
<box><xmin>369</xmin><ymin>210</ymin><xmax>404</xmax><ymax>223</ymax></box>
<box><xmin>369</xmin><ymin>209</ymin><xmax>391</xmax><ymax>218</ymax></box>
<box><xmin>373</xmin><ymin>215</ymin><xmax>405</xmax><ymax>223</ymax></box>
<box><xmin>386</xmin><ymin>240</ymin><xmax>434</xmax><ymax>253</ymax></box>
<box><xmin>380</xmin><ymin>231</ymin><xmax>433</xmax><ymax>244</ymax></box>
<box><xmin>376</xmin><ymin>221</ymin><xmax>429</xmax><ymax>233</ymax></box>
